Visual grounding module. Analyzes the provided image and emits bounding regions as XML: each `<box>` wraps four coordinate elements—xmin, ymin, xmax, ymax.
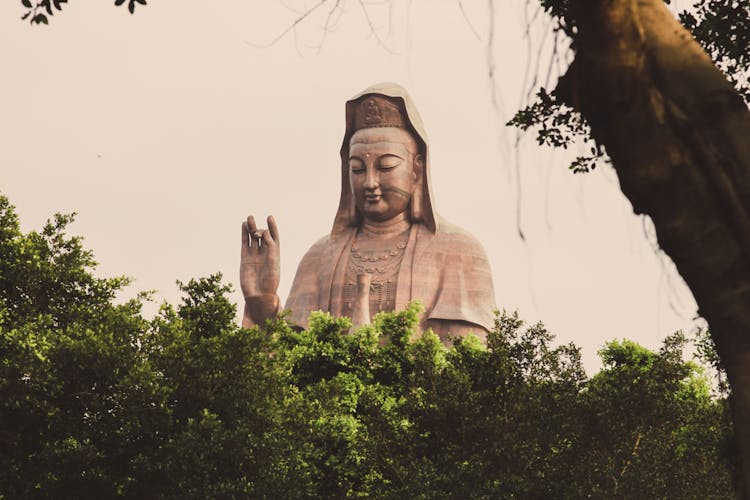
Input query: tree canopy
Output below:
<box><xmin>0</xmin><ymin>194</ymin><xmax>736</xmax><ymax>497</ymax></box>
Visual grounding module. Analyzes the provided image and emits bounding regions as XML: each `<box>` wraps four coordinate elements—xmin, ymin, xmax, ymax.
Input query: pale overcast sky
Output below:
<box><xmin>1</xmin><ymin>0</ymin><xmax>699</xmax><ymax>372</ymax></box>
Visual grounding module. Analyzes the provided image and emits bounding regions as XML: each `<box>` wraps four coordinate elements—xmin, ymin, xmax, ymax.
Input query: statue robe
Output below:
<box><xmin>285</xmin><ymin>216</ymin><xmax>496</xmax><ymax>333</ymax></box>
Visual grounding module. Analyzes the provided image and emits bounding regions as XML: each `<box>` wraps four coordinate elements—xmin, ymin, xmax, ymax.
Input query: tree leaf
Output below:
<box><xmin>21</xmin><ymin>0</ymin><xmax>32</xmax><ymax>8</ymax></box>
<box><xmin>32</xmin><ymin>13</ymin><xmax>48</xmax><ymax>24</ymax></box>
<box><xmin>128</xmin><ymin>0</ymin><xmax>134</xmax><ymax>14</ymax></box>
<box><xmin>114</xmin><ymin>0</ymin><xmax>126</xmax><ymax>5</ymax></box>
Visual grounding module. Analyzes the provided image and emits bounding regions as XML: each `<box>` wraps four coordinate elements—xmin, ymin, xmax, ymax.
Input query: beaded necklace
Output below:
<box><xmin>345</xmin><ymin>225</ymin><xmax>409</xmax><ymax>314</ymax></box>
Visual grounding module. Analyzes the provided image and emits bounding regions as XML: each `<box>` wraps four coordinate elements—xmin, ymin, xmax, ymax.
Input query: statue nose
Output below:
<box><xmin>364</xmin><ymin>169</ymin><xmax>379</xmax><ymax>190</ymax></box>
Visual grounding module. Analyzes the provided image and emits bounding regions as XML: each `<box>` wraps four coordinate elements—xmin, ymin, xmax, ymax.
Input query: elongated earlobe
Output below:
<box><xmin>410</xmin><ymin>154</ymin><xmax>424</xmax><ymax>222</ymax></box>
<box><xmin>411</xmin><ymin>185</ymin><xmax>423</xmax><ymax>222</ymax></box>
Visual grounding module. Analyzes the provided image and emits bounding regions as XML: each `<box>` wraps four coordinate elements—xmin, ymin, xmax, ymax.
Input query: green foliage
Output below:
<box><xmin>0</xmin><ymin>194</ymin><xmax>736</xmax><ymax>497</ymax></box>
<box><xmin>580</xmin><ymin>334</ymin><xmax>737</xmax><ymax>497</ymax></box>
<box><xmin>680</xmin><ymin>0</ymin><xmax>750</xmax><ymax>102</ymax></box>
<box><xmin>506</xmin><ymin>88</ymin><xmax>607</xmax><ymax>174</ymax></box>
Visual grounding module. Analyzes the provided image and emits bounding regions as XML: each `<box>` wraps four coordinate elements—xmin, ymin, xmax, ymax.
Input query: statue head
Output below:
<box><xmin>348</xmin><ymin>95</ymin><xmax>425</xmax><ymax>224</ymax></box>
<box><xmin>333</xmin><ymin>83</ymin><xmax>437</xmax><ymax>235</ymax></box>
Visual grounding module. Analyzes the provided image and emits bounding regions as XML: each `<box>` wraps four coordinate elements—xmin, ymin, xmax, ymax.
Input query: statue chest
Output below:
<box><xmin>344</xmin><ymin>231</ymin><xmax>409</xmax><ymax>317</ymax></box>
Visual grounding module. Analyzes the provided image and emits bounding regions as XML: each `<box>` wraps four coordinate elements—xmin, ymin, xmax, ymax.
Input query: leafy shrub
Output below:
<box><xmin>0</xmin><ymin>195</ymin><xmax>735</xmax><ymax>498</ymax></box>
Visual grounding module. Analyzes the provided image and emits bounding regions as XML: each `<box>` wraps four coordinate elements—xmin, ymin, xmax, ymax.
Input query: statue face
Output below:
<box><xmin>348</xmin><ymin>127</ymin><xmax>422</xmax><ymax>223</ymax></box>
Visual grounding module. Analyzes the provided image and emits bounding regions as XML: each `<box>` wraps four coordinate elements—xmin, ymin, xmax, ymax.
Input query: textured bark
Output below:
<box><xmin>557</xmin><ymin>0</ymin><xmax>750</xmax><ymax>495</ymax></box>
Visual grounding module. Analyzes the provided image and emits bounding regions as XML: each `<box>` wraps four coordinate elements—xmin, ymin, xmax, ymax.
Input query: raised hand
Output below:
<box><xmin>240</xmin><ymin>215</ymin><xmax>280</xmax><ymax>299</ymax></box>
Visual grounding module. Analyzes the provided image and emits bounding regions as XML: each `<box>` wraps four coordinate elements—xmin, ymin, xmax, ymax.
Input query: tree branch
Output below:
<box><xmin>457</xmin><ymin>0</ymin><xmax>481</xmax><ymax>41</ymax></box>
<box><xmin>245</xmin><ymin>0</ymin><xmax>332</xmax><ymax>49</ymax></box>
<box><xmin>357</xmin><ymin>0</ymin><xmax>398</xmax><ymax>54</ymax></box>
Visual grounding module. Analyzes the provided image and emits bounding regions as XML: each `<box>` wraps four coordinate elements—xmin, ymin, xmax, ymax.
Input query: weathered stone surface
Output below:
<box><xmin>241</xmin><ymin>82</ymin><xmax>496</xmax><ymax>343</ymax></box>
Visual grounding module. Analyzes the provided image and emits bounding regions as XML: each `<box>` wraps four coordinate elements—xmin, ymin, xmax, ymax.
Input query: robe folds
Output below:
<box><xmin>285</xmin><ymin>216</ymin><xmax>496</xmax><ymax>334</ymax></box>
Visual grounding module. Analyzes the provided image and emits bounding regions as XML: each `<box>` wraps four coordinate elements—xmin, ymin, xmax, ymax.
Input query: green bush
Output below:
<box><xmin>0</xmin><ymin>195</ymin><xmax>735</xmax><ymax>498</ymax></box>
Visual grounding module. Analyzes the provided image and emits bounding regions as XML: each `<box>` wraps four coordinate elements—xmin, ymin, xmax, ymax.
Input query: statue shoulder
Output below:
<box><xmin>298</xmin><ymin>234</ymin><xmax>334</xmax><ymax>263</ymax></box>
<box><xmin>432</xmin><ymin>216</ymin><xmax>488</xmax><ymax>255</ymax></box>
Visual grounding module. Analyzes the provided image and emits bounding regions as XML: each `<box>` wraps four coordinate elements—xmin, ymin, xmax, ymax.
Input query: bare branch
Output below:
<box><xmin>307</xmin><ymin>0</ymin><xmax>344</xmax><ymax>53</ymax></box>
<box><xmin>280</xmin><ymin>0</ymin><xmax>306</xmax><ymax>15</ymax></box>
<box><xmin>486</xmin><ymin>0</ymin><xmax>500</xmax><ymax>116</ymax></box>
<box><xmin>357</xmin><ymin>0</ymin><xmax>399</xmax><ymax>55</ymax></box>
<box><xmin>524</xmin><ymin>17</ymin><xmax>552</xmax><ymax>105</ymax></box>
<box><xmin>387</xmin><ymin>0</ymin><xmax>396</xmax><ymax>38</ymax></box>
<box><xmin>615</xmin><ymin>430</ymin><xmax>643</xmax><ymax>493</ymax></box>
<box><xmin>544</xmin><ymin>29</ymin><xmax>559</xmax><ymax>89</ymax></box>
<box><xmin>457</xmin><ymin>0</ymin><xmax>482</xmax><ymax>41</ymax></box>
<box><xmin>245</xmin><ymin>0</ymin><xmax>331</xmax><ymax>49</ymax></box>
<box><xmin>513</xmin><ymin>102</ymin><xmax>528</xmax><ymax>242</ymax></box>
<box><xmin>519</xmin><ymin>1</ymin><xmax>535</xmax><ymax>107</ymax></box>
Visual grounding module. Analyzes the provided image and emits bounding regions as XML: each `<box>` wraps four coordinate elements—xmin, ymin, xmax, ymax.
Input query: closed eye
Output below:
<box><xmin>379</xmin><ymin>155</ymin><xmax>402</xmax><ymax>170</ymax></box>
<box><xmin>349</xmin><ymin>158</ymin><xmax>365</xmax><ymax>173</ymax></box>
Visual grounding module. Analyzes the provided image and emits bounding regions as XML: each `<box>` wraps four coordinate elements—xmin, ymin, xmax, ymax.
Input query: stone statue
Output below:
<box><xmin>240</xmin><ymin>83</ymin><xmax>496</xmax><ymax>342</ymax></box>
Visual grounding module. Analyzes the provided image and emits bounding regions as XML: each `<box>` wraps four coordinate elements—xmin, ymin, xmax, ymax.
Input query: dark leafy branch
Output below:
<box><xmin>20</xmin><ymin>0</ymin><xmax>65</xmax><ymax>25</ymax></box>
<box><xmin>507</xmin><ymin>0</ymin><xmax>750</xmax><ymax>174</ymax></box>
<box><xmin>20</xmin><ymin>0</ymin><xmax>146</xmax><ymax>25</ymax></box>
<box><xmin>507</xmin><ymin>87</ymin><xmax>607</xmax><ymax>173</ymax></box>
<box><xmin>679</xmin><ymin>0</ymin><xmax>750</xmax><ymax>102</ymax></box>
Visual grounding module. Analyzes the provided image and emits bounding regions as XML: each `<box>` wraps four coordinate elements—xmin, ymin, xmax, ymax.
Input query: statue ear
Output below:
<box><xmin>413</xmin><ymin>154</ymin><xmax>424</xmax><ymax>181</ymax></box>
<box><xmin>411</xmin><ymin>154</ymin><xmax>425</xmax><ymax>222</ymax></box>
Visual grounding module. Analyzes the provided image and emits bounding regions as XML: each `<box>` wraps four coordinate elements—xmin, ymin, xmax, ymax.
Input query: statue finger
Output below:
<box><xmin>267</xmin><ymin>215</ymin><xmax>279</xmax><ymax>244</ymax></box>
<box><xmin>241</xmin><ymin>220</ymin><xmax>250</xmax><ymax>251</ymax></box>
<box><xmin>247</xmin><ymin>215</ymin><xmax>261</xmax><ymax>243</ymax></box>
<box><xmin>261</xmin><ymin>229</ymin><xmax>275</xmax><ymax>248</ymax></box>
<box><xmin>247</xmin><ymin>215</ymin><xmax>258</xmax><ymax>234</ymax></box>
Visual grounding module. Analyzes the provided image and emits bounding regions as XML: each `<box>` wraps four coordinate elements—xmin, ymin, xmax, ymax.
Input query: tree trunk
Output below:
<box><xmin>557</xmin><ymin>0</ymin><xmax>750</xmax><ymax>495</ymax></box>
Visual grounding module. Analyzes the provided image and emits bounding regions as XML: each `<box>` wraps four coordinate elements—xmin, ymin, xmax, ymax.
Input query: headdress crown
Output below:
<box><xmin>352</xmin><ymin>95</ymin><xmax>407</xmax><ymax>131</ymax></box>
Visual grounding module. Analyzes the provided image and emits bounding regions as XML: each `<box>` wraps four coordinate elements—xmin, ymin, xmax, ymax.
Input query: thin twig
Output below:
<box><xmin>387</xmin><ymin>0</ymin><xmax>396</xmax><ymax>38</ymax></box>
<box><xmin>308</xmin><ymin>0</ymin><xmax>343</xmax><ymax>53</ymax></box>
<box><xmin>519</xmin><ymin>0</ymin><xmax>533</xmax><ymax>108</ymax></box>
<box><xmin>525</xmin><ymin>17</ymin><xmax>551</xmax><ymax>104</ymax></box>
<box><xmin>616</xmin><ymin>430</ymin><xmax>643</xmax><ymax>493</ymax></box>
<box><xmin>487</xmin><ymin>0</ymin><xmax>498</xmax><ymax>113</ymax></box>
<box><xmin>544</xmin><ymin>29</ymin><xmax>559</xmax><ymax>89</ymax></box>
<box><xmin>357</xmin><ymin>0</ymin><xmax>399</xmax><ymax>55</ymax></box>
<box><xmin>457</xmin><ymin>0</ymin><xmax>482</xmax><ymax>41</ymax></box>
<box><xmin>280</xmin><ymin>0</ymin><xmax>305</xmax><ymax>15</ymax></box>
<box><xmin>511</xmin><ymin>0</ymin><xmax>528</xmax><ymax>241</ymax></box>
<box><xmin>245</xmin><ymin>0</ymin><xmax>331</xmax><ymax>49</ymax></box>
